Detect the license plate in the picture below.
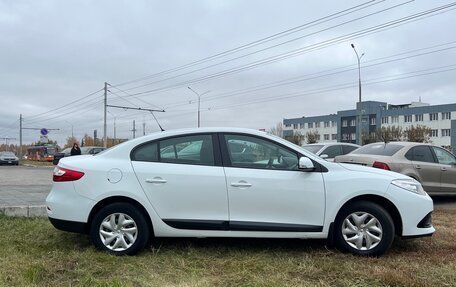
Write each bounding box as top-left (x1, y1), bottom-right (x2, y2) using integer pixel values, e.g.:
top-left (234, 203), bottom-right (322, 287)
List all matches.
top-left (8, 161), bottom-right (11, 164)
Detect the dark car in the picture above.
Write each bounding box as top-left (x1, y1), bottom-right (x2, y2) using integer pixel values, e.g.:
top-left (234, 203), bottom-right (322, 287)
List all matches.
top-left (0, 151), bottom-right (19, 165)
top-left (53, 146), bottom-right (106, 165)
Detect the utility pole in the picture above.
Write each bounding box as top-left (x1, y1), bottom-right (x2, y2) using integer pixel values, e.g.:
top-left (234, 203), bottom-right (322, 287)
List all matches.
top-left (132, 120), bottom-right (136, 139)
top-left (103, 82), bottom-right (108, 148)
top-left (351, 43), bottom-right (365, 145)
top-left (113, 117), bottom-right (116, 143)
top-left (142, 122), bottom-right (146, 136)
top-left (188, 86), bottom-right (210, 128)
top-left (19, 114), bottom-right (22, 158)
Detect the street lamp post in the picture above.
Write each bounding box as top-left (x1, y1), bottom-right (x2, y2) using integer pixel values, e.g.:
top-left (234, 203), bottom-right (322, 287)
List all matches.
top-left (187, 86), bottom-right (210, 128)
top-left (351, 43), bottom-right (365, 145)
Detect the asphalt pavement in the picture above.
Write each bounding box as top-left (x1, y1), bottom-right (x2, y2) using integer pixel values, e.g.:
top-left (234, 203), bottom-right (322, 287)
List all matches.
top-left (0, 165), bottom-right (53, 216)
top-left (0, 165), bottom-right (455, 217)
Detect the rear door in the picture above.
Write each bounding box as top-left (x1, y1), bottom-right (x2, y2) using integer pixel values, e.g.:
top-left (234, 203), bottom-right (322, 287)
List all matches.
top-left (131, 133), bottom-right (229, 229)
top-left (404, 145), bottom-right (441, 193)
top-left (431, 147), bottom-right (456, 194)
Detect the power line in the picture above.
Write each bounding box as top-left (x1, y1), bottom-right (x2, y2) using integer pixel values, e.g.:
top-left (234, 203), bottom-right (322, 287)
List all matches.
top-left (117, 3), bottom-right (456, 99)
top-left (160, 42), bottom-right (456, 109)
top-left (25, 87), bottom-right (104, 121)
top-left (112, 0), bottom-right (383, 88)
top-left (119, 1), bottom-right (413, 93)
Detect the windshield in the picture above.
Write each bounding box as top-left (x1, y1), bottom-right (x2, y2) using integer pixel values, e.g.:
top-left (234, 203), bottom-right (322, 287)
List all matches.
top-left (302, 145), bottom-right (324, 154)
top-left (0, 152), bottom-right (15, 156)
top-left (351, 143), bottom-right (404, 156)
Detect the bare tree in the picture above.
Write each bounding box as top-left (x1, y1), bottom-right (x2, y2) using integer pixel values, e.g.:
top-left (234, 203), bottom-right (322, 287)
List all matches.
top-left (305, 130), bottom-right (320, 144)
top-left (404, 125), bottom-right (432, 143)
top-left (269, 122), bottom-right (284, 138)
top-left (285, 131), bottom-right (304, 145)
top-left (375, 126), bottom-right (403, 143)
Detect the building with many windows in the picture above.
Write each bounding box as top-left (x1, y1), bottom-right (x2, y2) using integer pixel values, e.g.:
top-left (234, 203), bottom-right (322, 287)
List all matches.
top-left (283, 101), bottom-right (456, 151)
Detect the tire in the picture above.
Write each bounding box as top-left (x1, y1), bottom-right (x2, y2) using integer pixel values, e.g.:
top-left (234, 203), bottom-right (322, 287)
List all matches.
top-left (90, 202), bottom-right (150, 255)
top-left (334, 201), bottom-right (394, 256)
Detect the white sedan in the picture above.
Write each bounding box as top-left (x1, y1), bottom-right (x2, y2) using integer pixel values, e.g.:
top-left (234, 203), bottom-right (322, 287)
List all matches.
top-left (46, 128), bottom-right (434, 256)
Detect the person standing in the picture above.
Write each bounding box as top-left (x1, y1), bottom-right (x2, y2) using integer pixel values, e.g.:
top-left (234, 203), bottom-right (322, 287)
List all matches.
top-left (70, 143), bottom-right (81, 156)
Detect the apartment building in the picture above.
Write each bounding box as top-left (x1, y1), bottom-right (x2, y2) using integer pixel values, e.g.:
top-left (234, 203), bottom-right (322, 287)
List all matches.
top-left (283, 101), bottom-right (456, 150)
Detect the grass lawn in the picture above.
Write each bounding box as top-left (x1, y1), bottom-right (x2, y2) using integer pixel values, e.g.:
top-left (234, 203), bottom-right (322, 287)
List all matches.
top-left (0, 209), bottom-right (455, 287)
top-left (20, 160), bottom-right (54, 167)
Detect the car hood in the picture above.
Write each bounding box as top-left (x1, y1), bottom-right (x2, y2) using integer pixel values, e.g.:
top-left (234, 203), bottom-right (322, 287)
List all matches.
top-left (337, 162), bottom-right (410, 180)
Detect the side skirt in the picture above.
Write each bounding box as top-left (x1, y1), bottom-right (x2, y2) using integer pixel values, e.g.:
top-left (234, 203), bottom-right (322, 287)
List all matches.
top-left (163, 219), bottom-right (323, 232)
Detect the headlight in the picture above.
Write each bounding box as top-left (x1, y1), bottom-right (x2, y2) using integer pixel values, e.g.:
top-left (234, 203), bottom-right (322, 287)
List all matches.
top-left (391, 179), bottom-right (426, 195)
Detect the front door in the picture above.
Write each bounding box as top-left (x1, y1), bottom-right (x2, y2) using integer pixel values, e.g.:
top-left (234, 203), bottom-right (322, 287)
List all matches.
top-left (221, 133), bottom-right (325, 232)
top-left (131, 134), bottom-right (229, 228)
top-left (432, 147), bottom-right (456, 194)
top-left (407, 145), bottom-right (441, 193)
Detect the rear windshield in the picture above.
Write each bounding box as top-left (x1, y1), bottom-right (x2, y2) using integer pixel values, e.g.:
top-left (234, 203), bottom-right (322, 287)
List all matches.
top-left (302, 145), bottom-right (324, 154)
top-left (351, 143), bottom-right (404, 156)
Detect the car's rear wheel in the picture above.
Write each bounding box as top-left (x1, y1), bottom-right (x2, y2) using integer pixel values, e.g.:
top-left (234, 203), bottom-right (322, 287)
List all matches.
top-left (334, 201), bottom-right (394, 256)
top-left (90, 202), bottom-right (150, 255)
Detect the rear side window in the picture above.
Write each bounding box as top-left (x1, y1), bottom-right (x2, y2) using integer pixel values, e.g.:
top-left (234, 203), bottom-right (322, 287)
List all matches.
top-left (321, 145), bottom-right (342, 158)
top-left (132, 142), bottom-right (158, 162)
top-left (302, 145), bottom-right (324, 154)
top-left (404, 146), bottom-right (436, 163)
top-left (351, 143), bottom-right (404, 156)
top-left (342, 145), bottom-right (359, 154)
top-left (132, 134), bottom-right (214, 165)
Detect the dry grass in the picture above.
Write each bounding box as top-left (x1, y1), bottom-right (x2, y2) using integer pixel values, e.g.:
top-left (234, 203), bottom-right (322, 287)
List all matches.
top-left (0, 209), bottom-right (455, 287)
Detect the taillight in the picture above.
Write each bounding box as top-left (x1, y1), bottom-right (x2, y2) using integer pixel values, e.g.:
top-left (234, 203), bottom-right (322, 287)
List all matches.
top-left (372, 161), bottom-right (390, 170)
top-left (53, 166), bottom-right (85, 182)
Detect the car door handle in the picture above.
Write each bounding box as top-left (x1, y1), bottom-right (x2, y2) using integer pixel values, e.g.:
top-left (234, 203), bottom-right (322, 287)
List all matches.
top-left (441, 167), bottom-right (447, 172)
top-left (415, 165), bottom-right (421, 169)
top-left (145, 178), bottom-right (167, 184)
top-left (231, 181), bottom-right (252, 188)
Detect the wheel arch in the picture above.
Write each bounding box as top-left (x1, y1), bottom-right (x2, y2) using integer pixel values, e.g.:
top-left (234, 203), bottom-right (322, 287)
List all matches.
top-left (334, 194), bottom-right (403, 237)
top-left (87, 196), bottom-right (154, 236)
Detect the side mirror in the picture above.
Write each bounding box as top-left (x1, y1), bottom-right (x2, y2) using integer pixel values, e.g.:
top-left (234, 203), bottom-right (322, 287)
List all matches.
top-left (320, 154), bottom-right (329, 159)
top-left (299, 157), bottom-right (315, 171)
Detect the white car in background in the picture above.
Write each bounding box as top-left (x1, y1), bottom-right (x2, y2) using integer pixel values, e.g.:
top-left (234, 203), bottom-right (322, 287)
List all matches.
top-left (302, 143), bottom-right (360, 161)
top-left (46, 128), bottom-right (434, 256)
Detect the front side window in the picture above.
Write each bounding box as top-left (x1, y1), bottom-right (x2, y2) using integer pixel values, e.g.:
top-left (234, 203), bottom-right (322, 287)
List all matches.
top-left (432, 147), bottom-right (456, 165)
top-left (224, 134), bottom-right (298, 170)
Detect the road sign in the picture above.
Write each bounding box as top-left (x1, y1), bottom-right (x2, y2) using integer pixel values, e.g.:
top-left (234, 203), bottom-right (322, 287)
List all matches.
top-left (40, 128), bottom-right (49, 136)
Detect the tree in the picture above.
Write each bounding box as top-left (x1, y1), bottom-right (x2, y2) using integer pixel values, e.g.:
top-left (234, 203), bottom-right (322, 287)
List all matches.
top-left (81, 134), bottom-right (95, 146)
top-left (64, 136), bottom-right (79, 149)
top-left (305, 130), bottom-right (320, 144)
top-left (285, 131), bottom-right (304, 145)
top-left (403, 125), bottom-right (432, 143)
top-left (269, 122), bottom-right (284, 138)
top-left (375, 126), bottom-right (403, 143)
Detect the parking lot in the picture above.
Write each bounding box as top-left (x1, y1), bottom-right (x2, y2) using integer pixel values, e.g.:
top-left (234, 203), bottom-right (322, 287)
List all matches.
top-left (0, 165), bottom-right (455, 210)
top-left (0, 165), bottom-right (52, 207)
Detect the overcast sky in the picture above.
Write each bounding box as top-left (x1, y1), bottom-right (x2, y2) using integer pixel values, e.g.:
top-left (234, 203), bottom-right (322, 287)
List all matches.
top-left (1, 0), bottom-right (456, 145)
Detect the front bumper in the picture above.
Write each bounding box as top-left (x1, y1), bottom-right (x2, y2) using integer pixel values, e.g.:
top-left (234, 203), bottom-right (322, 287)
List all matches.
top-left (0, 159), bottom-right (19, 165)
top-left (386, 184), bottom-right (435, 237)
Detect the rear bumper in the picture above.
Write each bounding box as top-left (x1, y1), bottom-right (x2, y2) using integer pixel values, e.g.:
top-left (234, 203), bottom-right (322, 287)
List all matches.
top-left (48, 217), bottom-right (88, 234)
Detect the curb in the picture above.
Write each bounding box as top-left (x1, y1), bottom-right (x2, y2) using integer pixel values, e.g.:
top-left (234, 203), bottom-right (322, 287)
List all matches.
top-left (0, 205), bottom-right (47, 217)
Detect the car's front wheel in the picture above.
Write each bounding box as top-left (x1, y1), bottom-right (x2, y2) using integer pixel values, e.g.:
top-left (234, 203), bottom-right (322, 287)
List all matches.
top-left (90, 202), bottom-right (150, 255)
top-left (334, 201), bottom-right (394, 256)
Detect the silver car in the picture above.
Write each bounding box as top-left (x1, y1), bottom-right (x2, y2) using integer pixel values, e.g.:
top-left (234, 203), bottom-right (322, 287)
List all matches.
top-left (335, 142), bottom-right (456, 195)
top-left (302, 143), bottom-right (360, 161)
